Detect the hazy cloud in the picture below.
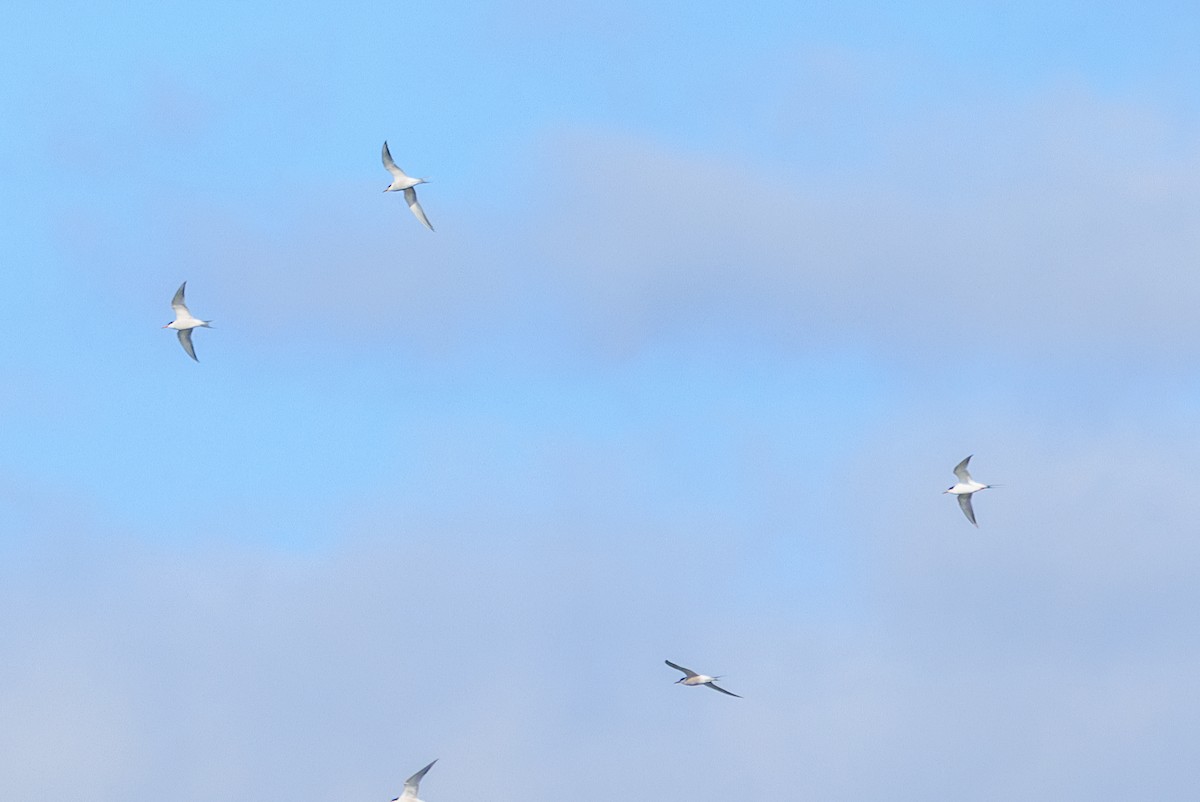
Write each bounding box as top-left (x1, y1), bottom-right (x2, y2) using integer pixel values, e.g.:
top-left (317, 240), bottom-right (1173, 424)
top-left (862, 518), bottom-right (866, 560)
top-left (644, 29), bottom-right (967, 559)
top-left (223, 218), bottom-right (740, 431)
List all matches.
top-left (2, 396), bottom-right (1198, 799)
top-left (95, 83), bottom-right (1200, 370)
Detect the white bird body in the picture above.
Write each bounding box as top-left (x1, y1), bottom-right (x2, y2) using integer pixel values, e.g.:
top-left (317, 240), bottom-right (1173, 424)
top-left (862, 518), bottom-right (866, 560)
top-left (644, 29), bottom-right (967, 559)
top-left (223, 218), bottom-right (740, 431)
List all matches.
top-left (391, 759), bottom-right (437, 802)
top-left (665, 660), bottom-right (742, 698)
top-left (382, 141), bottom-right (434, 231)
top-left (945, 478), bottom-right (987, 496)
top-left (680, 673), bottom-right (718, 686)
top-left (163, 282), bottom-right (211, 361)
top-left (944, 455), bottom-right (993, 526)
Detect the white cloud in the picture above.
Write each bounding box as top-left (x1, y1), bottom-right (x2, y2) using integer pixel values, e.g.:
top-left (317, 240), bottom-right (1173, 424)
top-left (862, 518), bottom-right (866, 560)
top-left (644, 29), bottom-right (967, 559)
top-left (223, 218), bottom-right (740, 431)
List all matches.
top-left (3, 399), bottom-right (1199, 800)
top-left (103, 83), bottom-right (1200, 370)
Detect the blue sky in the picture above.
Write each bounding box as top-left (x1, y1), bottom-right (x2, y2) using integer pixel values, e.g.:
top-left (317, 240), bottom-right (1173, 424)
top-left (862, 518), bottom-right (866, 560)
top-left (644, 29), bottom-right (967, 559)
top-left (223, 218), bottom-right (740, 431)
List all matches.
top-left (3, 1), bottom-right (1200, 799)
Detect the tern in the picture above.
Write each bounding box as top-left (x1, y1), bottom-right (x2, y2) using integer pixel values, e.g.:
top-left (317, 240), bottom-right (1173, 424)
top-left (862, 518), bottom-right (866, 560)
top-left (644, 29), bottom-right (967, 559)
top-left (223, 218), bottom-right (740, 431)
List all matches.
top-left (944, 455), bottom-right (994, 526)
top-left (382, 141), bottom-right (434, 231)
top-left (665, 660), bottom-right (742, 698)
top-left (391, 759), bottom-right (437, 802)
top-left (162, 281), bottom-right (211, 362)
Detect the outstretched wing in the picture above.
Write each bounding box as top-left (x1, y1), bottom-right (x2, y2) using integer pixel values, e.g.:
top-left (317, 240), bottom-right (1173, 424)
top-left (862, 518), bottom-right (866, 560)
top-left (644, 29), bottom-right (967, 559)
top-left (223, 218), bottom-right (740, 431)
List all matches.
top-left (952, 455), bottom-right (973, 483)
top-left (401, 759), bottom-right (437, 798)
top-left (665, 660), bottom-right (698, 678)
top-left (706, 682), bottom-right (742, 698)
top-left (171, 282), bottom-right (189, 315)
top-left (957, 493), bottom-right (977, 526)
top-left (381, 141), bottom-right (407, 179)
top-left (177, 329), bottom-right (198, 362)
top-left (404, 187), bottom-right (435, 231)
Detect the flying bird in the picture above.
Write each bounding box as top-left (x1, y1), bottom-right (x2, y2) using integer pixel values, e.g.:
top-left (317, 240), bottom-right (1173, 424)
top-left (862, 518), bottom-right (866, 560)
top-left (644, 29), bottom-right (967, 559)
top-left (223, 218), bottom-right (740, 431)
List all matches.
top-left (162, 282), bottom-right (212, 361)
top-left (391, 759), bottom-right (438, 802)
top-left (944, 455), bottom-right (994, 526)
top-left (382, 141), bottom-right (434, 231)
top-left (665, 660), bottom-right (742, 698)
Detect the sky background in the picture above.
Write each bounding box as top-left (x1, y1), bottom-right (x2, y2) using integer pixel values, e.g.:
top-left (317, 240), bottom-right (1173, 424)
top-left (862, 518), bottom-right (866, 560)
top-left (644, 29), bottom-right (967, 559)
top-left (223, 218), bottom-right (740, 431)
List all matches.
top-left (2, 1), bottom-right (1200, 799)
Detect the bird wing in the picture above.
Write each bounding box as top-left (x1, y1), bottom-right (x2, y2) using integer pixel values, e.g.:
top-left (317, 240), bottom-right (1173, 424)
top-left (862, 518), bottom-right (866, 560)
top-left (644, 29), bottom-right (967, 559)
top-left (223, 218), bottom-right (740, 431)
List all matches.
top-left (402, 759), bottom-right (437, 797)
top-left (381, 141), bottom-right (407, 179)
top-left (171, 282), bottom-right (190, 316)
top-left (706, 682), bottom-right (743, 698)
top-left (177, 328), bottom-right (198, 362)
top-left (953, 455), bottom-right (973, 483)
top-left (665, 660), bottom-right (698, 678)
top-left (404, 186), bottom-right (434, 231)
top-left (957, 493), bottom-right (977, 526)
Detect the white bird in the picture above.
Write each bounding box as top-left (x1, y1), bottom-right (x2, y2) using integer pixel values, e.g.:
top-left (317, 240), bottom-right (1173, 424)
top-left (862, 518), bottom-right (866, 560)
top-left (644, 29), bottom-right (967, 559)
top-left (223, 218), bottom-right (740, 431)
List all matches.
top-left (391, 759), bottom-right (437, 802)
top-left (665, 660), bottom-right (742, 698)
top-left (944, 455), bottom-right (994, 526)
top-left (382, 141), bottom-right (434, 231)
top-left (162, 281), bottom-right (211, 362)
